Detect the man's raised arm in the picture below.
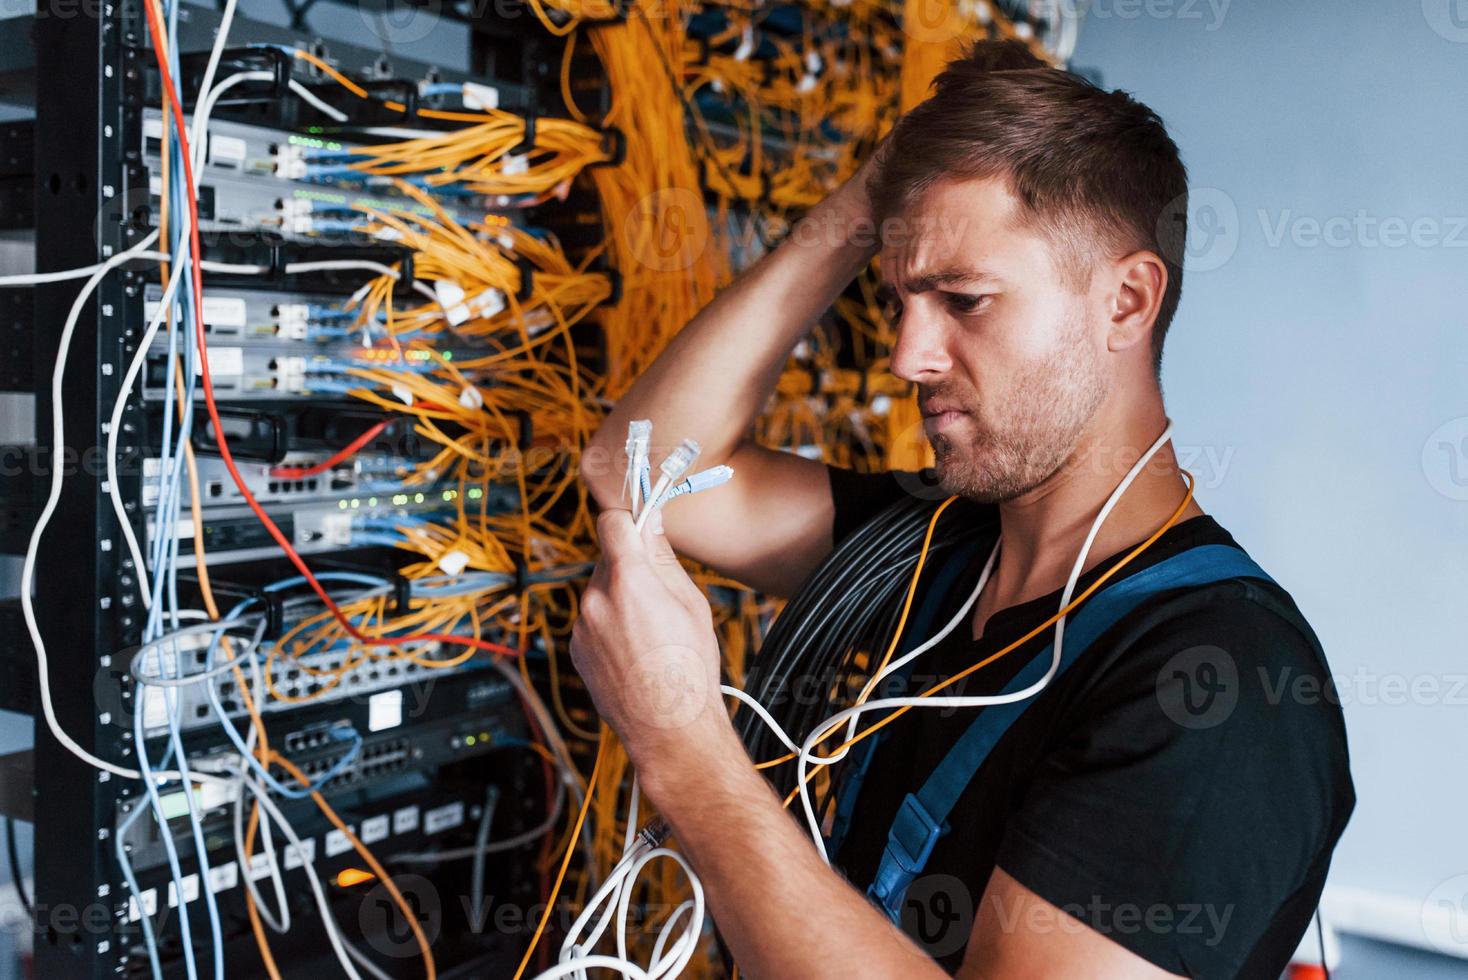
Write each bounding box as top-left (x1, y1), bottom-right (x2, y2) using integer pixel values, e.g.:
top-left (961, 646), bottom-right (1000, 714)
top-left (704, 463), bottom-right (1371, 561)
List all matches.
top-left (580, 172), bottom-right (881, 596)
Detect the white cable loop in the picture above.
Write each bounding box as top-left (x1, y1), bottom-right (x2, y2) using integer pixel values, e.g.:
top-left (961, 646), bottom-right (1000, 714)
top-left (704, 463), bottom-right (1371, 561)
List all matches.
top-left (792, 423), bottom-right (1178, 860)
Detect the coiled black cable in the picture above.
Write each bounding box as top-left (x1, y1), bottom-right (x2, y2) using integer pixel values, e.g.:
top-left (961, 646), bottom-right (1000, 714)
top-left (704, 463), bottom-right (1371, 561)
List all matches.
top-left (735, 491), bottom-right (993, 807)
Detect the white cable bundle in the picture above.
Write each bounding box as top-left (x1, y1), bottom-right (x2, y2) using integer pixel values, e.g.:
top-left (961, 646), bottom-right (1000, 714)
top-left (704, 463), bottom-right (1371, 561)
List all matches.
top-left (623, 420), bottom-right (733, 532)
top-left (539, 422), bottom-right (740, 979)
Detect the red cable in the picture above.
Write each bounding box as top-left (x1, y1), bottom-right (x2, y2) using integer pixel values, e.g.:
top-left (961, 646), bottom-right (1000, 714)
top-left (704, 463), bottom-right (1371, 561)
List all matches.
top-left (270, 419), bottom-right (391, 479)
top-left (140, 10), bottom-right (519, 660)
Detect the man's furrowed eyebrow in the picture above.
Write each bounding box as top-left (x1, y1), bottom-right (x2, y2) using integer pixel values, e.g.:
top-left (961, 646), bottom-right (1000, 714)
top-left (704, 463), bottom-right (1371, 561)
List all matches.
top-left (906, 268), bottom-right (1002, 292)
top-left (879, 268), bottom-right (1003, 294)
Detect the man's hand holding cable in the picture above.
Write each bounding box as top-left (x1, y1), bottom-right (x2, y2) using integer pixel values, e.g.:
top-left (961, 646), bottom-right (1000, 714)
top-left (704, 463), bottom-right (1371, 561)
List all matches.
top-left (570, 509), bottom-right (734, 788)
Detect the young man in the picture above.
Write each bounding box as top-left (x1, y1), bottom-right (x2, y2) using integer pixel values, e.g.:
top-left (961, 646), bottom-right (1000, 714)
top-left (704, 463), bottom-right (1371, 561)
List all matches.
top-left (571, 41), bottom-right (1354, 978)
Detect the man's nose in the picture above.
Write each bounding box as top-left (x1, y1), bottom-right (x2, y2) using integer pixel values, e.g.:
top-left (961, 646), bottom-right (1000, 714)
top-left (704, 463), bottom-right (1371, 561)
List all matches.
top-left (889, 307), bottom-right (952, 384)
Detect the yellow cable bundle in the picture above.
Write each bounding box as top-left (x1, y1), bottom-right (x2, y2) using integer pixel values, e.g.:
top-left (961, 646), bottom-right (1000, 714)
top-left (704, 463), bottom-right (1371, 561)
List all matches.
top-left (570, 3), bottom-right (725, 397)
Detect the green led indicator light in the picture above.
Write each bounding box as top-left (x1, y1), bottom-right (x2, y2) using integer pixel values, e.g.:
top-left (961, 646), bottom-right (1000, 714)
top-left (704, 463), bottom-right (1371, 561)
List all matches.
top-left (338, 499), bottom-right (348, 509)
top-left (464, 735), bottom-right (476, 747)
top-left (414, 493), bottom-right (425, 504)
top-left (350, 498), bottom-right (360, 508)
top-left (441, 490), bottom-right (453, 501)
top-left (287, 134), bottom-right (344, 152)
top-left (393, 493), bottom-right (408, 506)
top-left (292, 188), bottom-right (349, 205)
top-left (467, 488), bottom-right (483, 500)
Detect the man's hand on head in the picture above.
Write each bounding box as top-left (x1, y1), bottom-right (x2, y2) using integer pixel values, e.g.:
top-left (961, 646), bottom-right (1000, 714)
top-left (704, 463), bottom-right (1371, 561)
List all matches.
top-left (570, 509), bottom-right (732, 794)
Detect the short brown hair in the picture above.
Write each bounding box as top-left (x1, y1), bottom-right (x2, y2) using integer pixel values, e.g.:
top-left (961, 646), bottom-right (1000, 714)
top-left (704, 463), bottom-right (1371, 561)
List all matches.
top-left (869, 40), bottom-right (1188, 373)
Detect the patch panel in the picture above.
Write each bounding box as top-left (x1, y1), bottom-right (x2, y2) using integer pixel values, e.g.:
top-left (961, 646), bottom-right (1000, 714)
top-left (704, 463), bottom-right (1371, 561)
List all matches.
top-left (122, 670), bottom-right (525, 876)
top-left (156, 643), bottom-right (485, 736)
top-left (145, 493), bottom-right (488, 567)
top-left (141, 282), bottom-right (362, 342)
top-left (138, 343), bottom-right (458, 401)
top-left (141, 452), bottom-right (514, 523)
top-left (141, 110), bottom-right (500, 240)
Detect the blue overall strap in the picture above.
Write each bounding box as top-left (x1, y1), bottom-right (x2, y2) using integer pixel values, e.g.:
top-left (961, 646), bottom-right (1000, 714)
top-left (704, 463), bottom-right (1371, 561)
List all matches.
top-left (826, 538), bottom-right (984, 857)
top-left (867, 544), bottom-right (1275, 922)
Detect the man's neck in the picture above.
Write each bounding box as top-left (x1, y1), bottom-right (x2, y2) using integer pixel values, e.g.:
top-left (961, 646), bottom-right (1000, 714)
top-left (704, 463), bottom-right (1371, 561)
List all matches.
top-left (973, 400), bottom-right (1205, 638)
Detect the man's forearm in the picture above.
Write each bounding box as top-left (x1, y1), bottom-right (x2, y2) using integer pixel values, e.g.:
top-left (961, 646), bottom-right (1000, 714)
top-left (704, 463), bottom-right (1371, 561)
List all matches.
top-left (639, 722), bottom-right (943, 980)
top-left (584, 183), bottom-right (879, 503)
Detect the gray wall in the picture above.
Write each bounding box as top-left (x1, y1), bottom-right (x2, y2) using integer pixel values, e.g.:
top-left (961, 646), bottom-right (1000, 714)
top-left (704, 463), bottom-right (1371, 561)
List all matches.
top-left (1072, 0), bottom-right (1468, 962)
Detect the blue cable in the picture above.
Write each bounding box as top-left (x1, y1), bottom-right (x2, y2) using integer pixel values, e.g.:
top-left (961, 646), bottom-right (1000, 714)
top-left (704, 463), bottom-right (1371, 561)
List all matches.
top-left (115, 800), bottom-right (164, 980)
top-left (131, 130), bottom-right (204, 980)
top-left (132, 670), bottom-right (198, 980)
top-left (197, 574), bottom-right (383, 797)
top-left (132, 77), bottom-right (223, 977)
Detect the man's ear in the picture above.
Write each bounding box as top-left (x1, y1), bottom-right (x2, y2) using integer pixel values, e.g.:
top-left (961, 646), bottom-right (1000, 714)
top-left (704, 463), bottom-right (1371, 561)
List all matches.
top-left (1106, 250), bottom-right (1167, 354)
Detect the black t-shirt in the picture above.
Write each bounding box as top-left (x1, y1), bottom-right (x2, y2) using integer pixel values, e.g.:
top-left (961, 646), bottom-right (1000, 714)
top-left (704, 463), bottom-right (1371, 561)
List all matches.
top-left (824, 466), bottom-right (1355, 979)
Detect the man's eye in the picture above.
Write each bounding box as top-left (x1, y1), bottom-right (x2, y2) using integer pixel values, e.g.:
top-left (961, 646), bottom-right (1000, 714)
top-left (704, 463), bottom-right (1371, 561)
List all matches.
top-left (945, 292), bottom-right (989, 315)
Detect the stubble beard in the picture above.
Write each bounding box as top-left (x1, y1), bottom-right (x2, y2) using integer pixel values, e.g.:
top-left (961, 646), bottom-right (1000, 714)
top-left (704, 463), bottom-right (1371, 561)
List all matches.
top-left (929, 317), bottom-right (1107, 505)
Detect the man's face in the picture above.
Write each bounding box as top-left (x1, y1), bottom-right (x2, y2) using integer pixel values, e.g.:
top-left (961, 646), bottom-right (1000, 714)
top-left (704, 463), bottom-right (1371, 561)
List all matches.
top-left (879, 176), bottom-right (1109, 504)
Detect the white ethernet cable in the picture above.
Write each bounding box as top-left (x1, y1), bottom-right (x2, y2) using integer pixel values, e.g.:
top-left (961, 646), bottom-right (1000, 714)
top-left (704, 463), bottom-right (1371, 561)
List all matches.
top-left (233, 704), bottom-right (292, 936)
top-left (238, 773), bottom-right (368, 980)
top-left (20, 228), bottom-right (169, 781)
top-left (287, 80), bottom-right (348, 121)
top-left (789, 423), bottom-right (1179, 860)
top-left (554, 834), bottom-right (705, 980)
top-left (534, 958), bottom-right (652, 980)
top-left (558, 786), bottom-right (643, 970)
top-left (552, 426), bottom-right (738, 980)
top-left (550, 425), bottom-right (739, 979)
top-left (0, 250), bottom-right (172, 286)
top-left (652, 465), bottom-right (733, 507)
top-left (624, 419), bottom-right (652, 514)
top-left (132, 641), bottom-right (203, 980)
top-left (107, 243), bottom-right (189, 606)
top-left (107, 57), bottom-right (271, 605)
top-left (622, 423), bottom-right (737, 530)
top-left (136, 44), bottom-right (253, 978)
top-left (641, 437), bottom-right (701, 525)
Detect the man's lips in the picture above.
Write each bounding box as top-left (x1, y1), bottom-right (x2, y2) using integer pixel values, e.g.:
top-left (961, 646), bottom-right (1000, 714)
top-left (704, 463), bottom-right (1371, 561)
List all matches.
top-left (921, 407), bottom-right (967, 433)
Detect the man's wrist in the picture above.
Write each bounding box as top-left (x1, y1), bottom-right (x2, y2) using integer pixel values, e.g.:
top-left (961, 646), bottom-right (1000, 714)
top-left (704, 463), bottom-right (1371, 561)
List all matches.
top-left (631, 709), bottom-right (752, 818)
top-left (803, 181), bottom-right (881, 257)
